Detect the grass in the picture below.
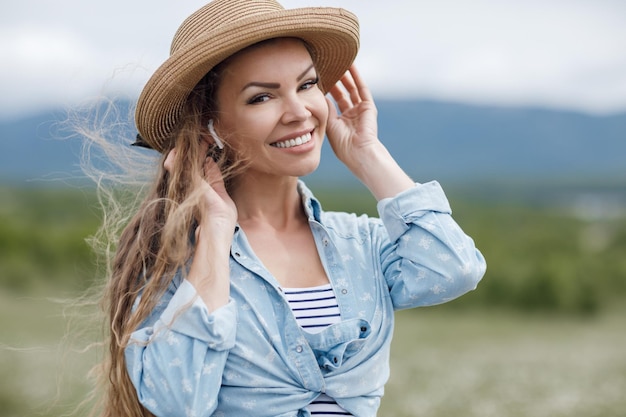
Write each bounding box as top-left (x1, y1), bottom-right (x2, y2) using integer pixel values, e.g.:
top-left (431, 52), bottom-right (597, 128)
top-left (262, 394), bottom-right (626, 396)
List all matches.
top-left (0, 290), bottom-right (100, 417)
top-left (381, 306), bottom-right (626, 417)
top-left (1, 185), bottom-right (625, 415)
top-left (1, 290), bottom-right (625, 417)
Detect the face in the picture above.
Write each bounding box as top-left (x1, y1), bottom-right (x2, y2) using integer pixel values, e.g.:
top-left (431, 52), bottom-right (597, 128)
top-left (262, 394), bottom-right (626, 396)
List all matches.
top-left (214, 38), bottom-right (328, 180)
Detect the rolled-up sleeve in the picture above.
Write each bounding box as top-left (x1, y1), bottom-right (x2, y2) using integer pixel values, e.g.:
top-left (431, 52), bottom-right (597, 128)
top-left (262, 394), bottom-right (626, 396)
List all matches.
top-left (125, 279), bottom-right (237, 416)
top-left (377, 181), bottom-right (486, 309)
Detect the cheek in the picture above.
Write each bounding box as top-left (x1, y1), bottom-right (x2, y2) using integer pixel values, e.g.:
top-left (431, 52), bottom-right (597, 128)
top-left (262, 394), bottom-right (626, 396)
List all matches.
top-left (312, 92), bottom-right (329, 129)
top-left (219, 112), bottom-right (273, 156)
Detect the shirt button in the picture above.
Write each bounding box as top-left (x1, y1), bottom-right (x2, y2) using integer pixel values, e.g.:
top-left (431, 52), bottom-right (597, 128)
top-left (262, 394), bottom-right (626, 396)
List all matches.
top-left (361, 326), bottom-right (368, 333)
top-left (341, 289), bottom-right (348, 295)
top-left (234, 252), bottom-right (241, 257)
top-left (322, 238), bottom-right (329, 246)
top-left (296, 345), bottom-right (303, 353)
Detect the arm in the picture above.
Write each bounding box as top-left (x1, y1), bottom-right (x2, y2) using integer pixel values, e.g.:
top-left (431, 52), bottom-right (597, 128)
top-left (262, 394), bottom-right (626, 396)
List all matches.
top-left (376, 181), bottom-right (486, 309)
top-left (125, 278), bottom-right (238, 416)
top-left (124, 148), bottom-right (240, 415)
top-left (326, 65), bottom-right (415, 201)
top-left (326, 66), bottom-right (485, 307)
top-left (164, 147), bottom-right (236, 311)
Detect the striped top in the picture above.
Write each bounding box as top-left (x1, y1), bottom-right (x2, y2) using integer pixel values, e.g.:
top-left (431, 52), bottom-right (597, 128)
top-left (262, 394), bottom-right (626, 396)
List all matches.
top-left (283, 284), bottom-right (352, 416)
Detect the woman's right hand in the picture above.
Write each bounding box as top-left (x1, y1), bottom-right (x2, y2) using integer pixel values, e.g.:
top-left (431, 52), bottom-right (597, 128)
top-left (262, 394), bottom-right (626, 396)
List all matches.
top-left (164, 147), bottom-right (236, 311)
top-left (164, 148), bottom-right (237, 241)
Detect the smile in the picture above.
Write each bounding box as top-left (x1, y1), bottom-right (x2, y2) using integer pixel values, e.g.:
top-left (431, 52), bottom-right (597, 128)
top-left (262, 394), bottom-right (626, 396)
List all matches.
top-left (271, 132), bottom-right (312, 149)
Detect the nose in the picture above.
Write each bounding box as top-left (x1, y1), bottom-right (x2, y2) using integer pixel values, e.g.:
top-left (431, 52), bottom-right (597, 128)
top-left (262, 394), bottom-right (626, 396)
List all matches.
top-left (281, 93), bottom-right (312, 124)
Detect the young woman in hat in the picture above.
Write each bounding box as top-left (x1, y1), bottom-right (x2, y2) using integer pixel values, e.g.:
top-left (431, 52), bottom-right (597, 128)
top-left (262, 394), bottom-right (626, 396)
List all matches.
top-left (94, 0), bottom-right (486, 416)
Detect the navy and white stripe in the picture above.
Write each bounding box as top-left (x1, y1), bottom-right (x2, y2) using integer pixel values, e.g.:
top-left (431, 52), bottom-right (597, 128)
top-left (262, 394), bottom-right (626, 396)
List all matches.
top-left (283, 284), bottom-right (341, 334)
top-left (283, 284), bottom-right (352, 416)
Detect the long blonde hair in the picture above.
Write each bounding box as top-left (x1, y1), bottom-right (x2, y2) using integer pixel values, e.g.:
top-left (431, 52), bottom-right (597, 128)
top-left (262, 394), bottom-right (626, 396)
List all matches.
top-left (82, 64), bottom-right (242, 416)
top-left (85, 38), bottom-right (312, 416)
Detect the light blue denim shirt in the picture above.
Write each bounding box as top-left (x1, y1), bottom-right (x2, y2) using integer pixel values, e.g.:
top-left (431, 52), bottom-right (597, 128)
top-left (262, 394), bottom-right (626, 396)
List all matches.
top-left (126, 181), bottom-right (486, 417)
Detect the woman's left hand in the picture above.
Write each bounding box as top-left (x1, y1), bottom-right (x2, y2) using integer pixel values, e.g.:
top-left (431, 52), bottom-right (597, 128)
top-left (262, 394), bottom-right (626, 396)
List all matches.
top-left (325, 65), bottom-right (380, 166)
top-left (326, 65), bottom-right (416, 200)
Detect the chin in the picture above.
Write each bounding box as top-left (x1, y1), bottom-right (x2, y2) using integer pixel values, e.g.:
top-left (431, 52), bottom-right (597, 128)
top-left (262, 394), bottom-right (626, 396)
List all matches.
top-left (296, 158), bottom-right (322, 177)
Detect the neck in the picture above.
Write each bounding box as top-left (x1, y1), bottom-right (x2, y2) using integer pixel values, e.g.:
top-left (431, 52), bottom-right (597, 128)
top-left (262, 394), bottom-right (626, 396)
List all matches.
top-left (230, 175), bottom-right (305, 230)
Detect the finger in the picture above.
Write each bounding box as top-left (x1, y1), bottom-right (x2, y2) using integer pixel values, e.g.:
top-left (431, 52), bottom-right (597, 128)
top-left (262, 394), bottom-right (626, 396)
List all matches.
top-left (348, 65), bottom-right (374, 102)
top-left (164, 148), bottom-right (177, 173)
top-left (329, 82), bottom-right (358, 116)
top-left (341, 69), bottom-right (362, 104)
top-left (199, 139), bottom-right (209, 156)
top-left (329, 83), bottom-right (351, 110)
top-left (203, 157), bottom-right (228, 196)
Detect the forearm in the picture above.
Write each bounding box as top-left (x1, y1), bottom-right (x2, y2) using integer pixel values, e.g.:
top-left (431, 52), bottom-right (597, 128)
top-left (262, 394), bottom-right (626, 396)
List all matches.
top-left (187, 225), bottom-right (231, 312)
top-left (377, 182), bottom-right (487, 309)
top-left (127, 332), bottom-right (229, 416)
top-left (344, 141), bottom-right (416, 201)
top-left (125, 280), bottom-right (237, 416)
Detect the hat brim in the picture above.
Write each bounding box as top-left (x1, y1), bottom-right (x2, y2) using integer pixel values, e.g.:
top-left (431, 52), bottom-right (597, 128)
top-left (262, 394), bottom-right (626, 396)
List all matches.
top-left (135, 7), bottom-right (359, 153)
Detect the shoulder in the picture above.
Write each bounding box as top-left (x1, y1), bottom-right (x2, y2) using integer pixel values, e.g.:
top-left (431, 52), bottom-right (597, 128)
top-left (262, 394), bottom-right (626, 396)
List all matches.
top-left (320, 209), bottom-right (384, 243)
top-left (298, 180), bottom-right (385, 242)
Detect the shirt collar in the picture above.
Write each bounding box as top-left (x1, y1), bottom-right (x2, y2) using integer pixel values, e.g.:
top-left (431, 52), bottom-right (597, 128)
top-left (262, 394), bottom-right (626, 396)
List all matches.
top-left (297, 180), bottom-right (323, 223)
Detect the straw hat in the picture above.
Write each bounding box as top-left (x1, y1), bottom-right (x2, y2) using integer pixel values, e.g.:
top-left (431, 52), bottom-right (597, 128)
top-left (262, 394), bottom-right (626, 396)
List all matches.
top-left (135, 0), bottom-right (360, 153)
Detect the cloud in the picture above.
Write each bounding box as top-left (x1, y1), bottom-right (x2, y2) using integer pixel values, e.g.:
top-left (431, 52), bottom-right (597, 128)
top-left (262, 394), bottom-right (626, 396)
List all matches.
top-left (0, 25), bottom-right (100, 114)
top-left (350, 0), bottom-right (626, 113)
top-left (1, 0), bottom-right (626, 118)
top-left (0, 1), bottom-right (200, 119)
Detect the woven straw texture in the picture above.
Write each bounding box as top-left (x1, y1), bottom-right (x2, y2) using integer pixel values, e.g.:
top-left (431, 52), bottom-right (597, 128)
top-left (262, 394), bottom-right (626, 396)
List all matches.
top-left (135, 0), bottom-right (359, 153)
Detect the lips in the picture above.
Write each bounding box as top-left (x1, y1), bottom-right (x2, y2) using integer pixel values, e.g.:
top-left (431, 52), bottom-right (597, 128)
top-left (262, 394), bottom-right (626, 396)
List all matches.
top-left (270, 132), bottom-right (312, 149)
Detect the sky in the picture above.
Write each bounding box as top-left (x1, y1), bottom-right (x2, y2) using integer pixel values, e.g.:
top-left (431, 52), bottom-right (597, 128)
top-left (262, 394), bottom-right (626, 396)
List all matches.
top-left (2, 0), bottom-right (626, 120)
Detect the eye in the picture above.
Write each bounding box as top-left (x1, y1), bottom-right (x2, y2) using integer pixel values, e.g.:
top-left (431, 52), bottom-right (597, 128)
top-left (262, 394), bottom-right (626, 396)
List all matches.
top-left (247, 93), bottom-right (271, 105)
top-left (299, 77), bottom-right (319, 91)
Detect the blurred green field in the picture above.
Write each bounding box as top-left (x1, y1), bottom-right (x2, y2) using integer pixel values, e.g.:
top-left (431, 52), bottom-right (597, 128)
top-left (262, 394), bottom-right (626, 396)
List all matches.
top-left (1, 292), bottom-right (624, 417)
top-left (1, 184), bottom-right (625, 416)
top-left (383, 306), bottom-right (626, 417)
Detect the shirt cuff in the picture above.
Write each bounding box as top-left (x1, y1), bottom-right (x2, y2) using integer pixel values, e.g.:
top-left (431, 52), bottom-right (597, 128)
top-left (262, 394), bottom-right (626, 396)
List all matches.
top-left (376, 181), bottom-right (452, 242)
top-left (156, 279), bottom-right (237, 351)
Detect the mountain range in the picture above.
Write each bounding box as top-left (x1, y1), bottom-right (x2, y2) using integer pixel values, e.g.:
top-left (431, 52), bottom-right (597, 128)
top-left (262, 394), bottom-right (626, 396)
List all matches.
top-left (1, 99), bottom-right (625, 189)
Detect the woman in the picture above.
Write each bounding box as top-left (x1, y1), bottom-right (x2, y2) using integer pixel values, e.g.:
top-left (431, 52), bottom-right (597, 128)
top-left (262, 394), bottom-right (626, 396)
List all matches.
top-left (97, 0), bottom-right (486, 416)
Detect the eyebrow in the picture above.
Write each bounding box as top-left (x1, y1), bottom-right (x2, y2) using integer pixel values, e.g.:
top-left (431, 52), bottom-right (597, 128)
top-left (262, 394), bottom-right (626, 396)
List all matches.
top-left (241, 64), bottom-right (316, 92)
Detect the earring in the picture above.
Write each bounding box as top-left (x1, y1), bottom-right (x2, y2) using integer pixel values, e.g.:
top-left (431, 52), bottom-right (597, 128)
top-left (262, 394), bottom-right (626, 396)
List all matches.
top-left (207, 119), bottom-right (225, 150)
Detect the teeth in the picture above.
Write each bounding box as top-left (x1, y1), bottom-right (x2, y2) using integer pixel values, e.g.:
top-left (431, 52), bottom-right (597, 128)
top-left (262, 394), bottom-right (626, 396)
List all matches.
top-left (272, 133), bottom-right (312, 149)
